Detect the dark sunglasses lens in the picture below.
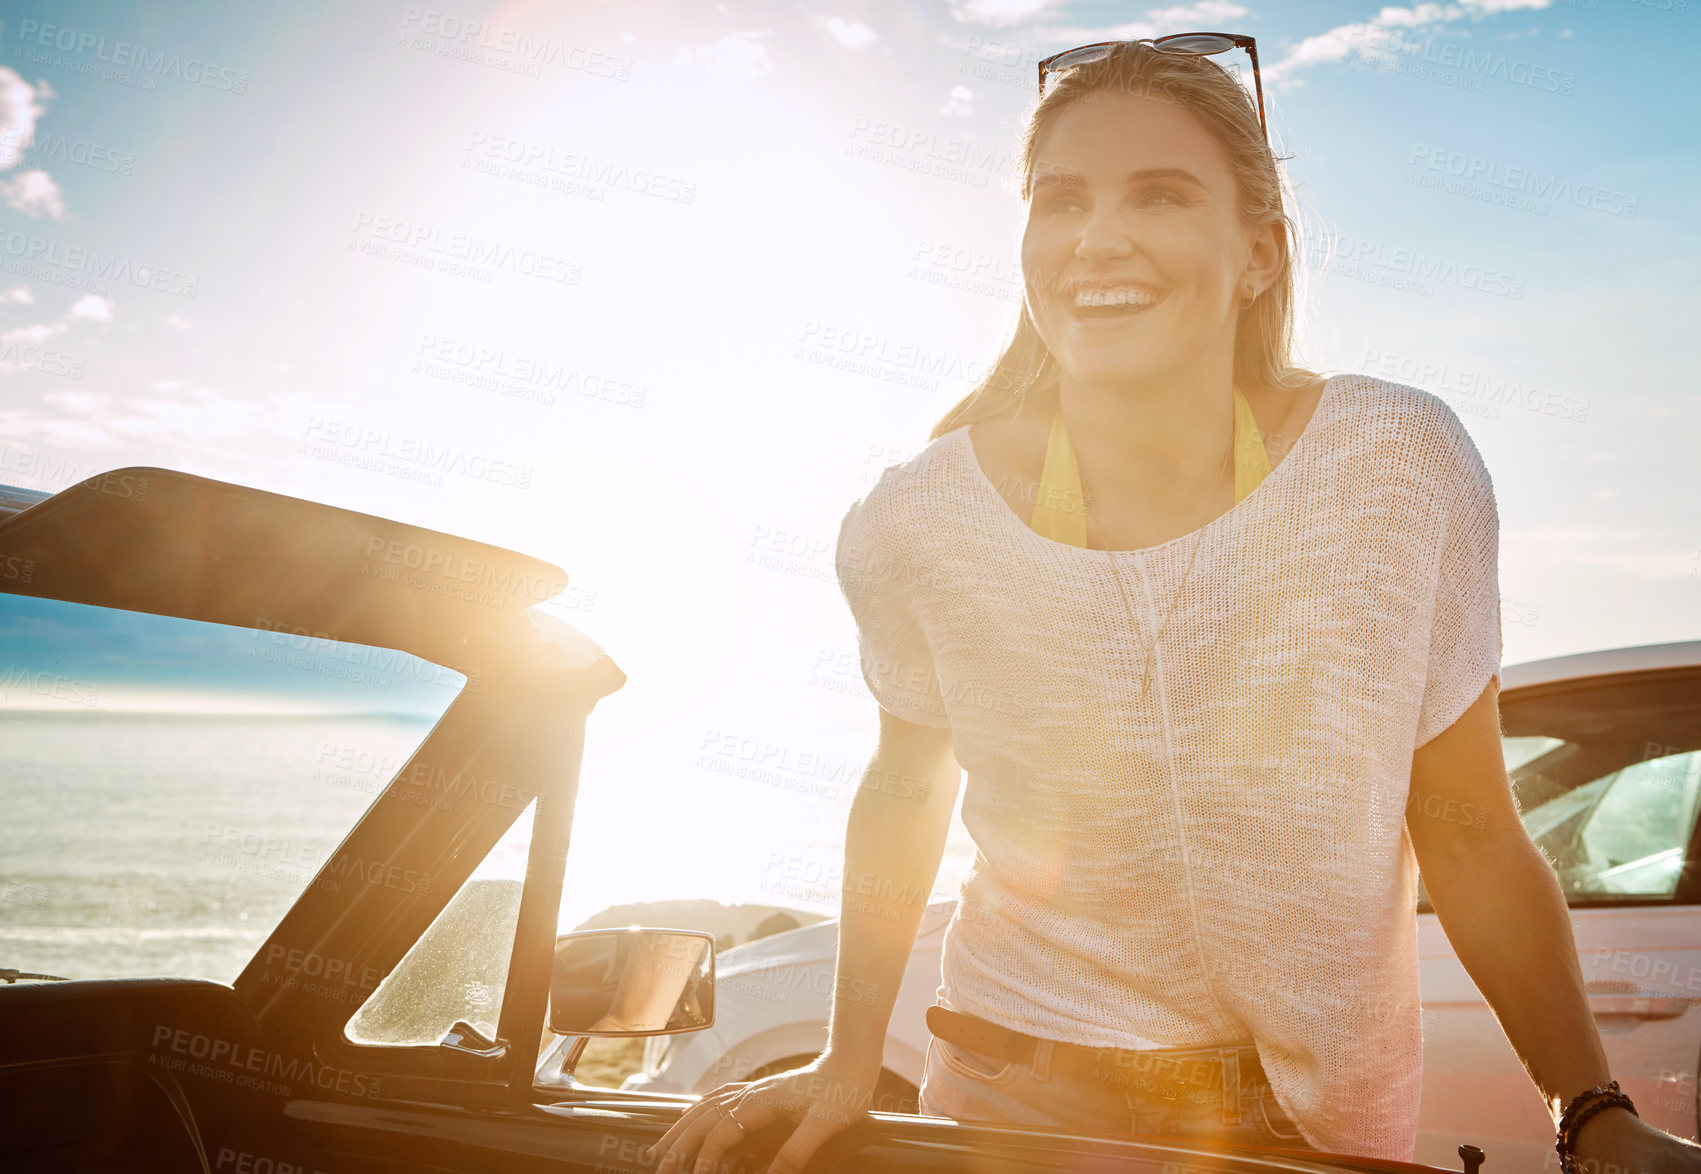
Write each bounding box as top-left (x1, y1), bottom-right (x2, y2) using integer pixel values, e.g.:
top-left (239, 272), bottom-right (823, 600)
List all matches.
top-left (1154, 34), bottom-right (1237, 55)
top-left (1047, 44), bottom-right (1115, 74)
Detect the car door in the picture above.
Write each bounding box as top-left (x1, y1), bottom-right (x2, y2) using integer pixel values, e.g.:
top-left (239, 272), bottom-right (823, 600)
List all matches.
top-left (1414, 668), bottom-right (1701, 1170)
top-left (0, 467), bottom-right (623, 1173)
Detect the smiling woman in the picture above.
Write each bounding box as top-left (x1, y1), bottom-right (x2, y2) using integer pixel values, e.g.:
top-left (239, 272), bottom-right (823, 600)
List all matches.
top-left (939, 38), bottom-right (1322, 556)
top-left (641, 33), bottom-right (1701, 1174)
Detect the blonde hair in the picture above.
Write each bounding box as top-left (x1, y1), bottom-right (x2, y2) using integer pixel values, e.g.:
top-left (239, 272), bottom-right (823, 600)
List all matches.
top-left (930, 41), bottom-right (1323, 442)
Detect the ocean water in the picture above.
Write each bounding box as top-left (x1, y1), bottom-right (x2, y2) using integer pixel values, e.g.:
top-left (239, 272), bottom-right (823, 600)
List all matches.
top-left (0, 712), bottom-right (437, 983)
top-left (0, 704), bottom-right (983, 989)
top-left (0, 594), bottom-right (985, 989)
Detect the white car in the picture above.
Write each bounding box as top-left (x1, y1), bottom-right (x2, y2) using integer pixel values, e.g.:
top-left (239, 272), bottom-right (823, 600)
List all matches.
top-left (622, 639), bottom-right (1701, 1169)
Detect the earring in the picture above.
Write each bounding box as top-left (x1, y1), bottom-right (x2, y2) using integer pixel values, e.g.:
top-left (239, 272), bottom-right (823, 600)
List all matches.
top-left (1238, 286), bottom-right (1258, 310)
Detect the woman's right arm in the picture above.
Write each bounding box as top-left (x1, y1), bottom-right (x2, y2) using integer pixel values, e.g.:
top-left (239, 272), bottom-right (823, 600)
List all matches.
top-left (646, 707), bottom-right (961, 1174)
top-left (824, 706), bottom-right (962, 1079)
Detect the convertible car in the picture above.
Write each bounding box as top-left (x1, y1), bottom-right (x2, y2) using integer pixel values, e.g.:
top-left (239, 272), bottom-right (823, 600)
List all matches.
top-left (0, 467), bottom-right (1494, 1173)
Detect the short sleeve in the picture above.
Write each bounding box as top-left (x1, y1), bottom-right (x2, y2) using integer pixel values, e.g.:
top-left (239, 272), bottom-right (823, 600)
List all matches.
top-left (834, 489), bottom-right (952, 728)
top-left (1414, 419), bottom-right (1503, 748)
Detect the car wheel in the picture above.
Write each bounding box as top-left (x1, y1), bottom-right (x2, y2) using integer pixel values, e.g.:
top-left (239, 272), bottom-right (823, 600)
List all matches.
top-left (743, 1055), bottom-right (919, 1115)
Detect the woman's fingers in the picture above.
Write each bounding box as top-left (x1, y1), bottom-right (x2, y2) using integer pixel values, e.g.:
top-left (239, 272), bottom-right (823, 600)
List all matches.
top-left (651, 1108), bottom-right (720, 1174)
top-left (642, 1104), bottom-right (696, 1163)
top-left (643, 1065), bottom-right (874, 1174)
top-left (646, 1083), bottom-right (740, 1153)
top-left (691, 1098), bottom-right (775, 1174)
top-left (645, 1089), bottom-right (741, 1173)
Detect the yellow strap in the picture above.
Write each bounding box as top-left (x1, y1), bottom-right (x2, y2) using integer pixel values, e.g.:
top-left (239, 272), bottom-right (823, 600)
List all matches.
top-left (1031, 404), bottom-right (1089, 547)
top-left (1232, 383), bottom-right (1273, 505)
top-left (1030, 387), bottom-right (1272, 548)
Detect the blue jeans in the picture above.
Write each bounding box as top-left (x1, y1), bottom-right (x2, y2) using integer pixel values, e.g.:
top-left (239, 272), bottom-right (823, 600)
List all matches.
top-left (918, 1034), bottom-right (1314, 1151)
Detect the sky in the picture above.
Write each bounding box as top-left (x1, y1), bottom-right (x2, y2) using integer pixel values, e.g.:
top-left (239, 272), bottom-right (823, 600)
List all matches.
top-left (0, 0), bottom-right (1696, 927)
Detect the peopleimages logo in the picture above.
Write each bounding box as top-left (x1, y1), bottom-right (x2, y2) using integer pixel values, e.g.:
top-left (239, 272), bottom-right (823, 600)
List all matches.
top-left (14, 20), bottom-right (250, 93)
top-left (364, 536), bottom-right (565, 604)
top-left (302, 418), bottom-right (534, 488)
top-left (1310, 231), bottom-right (1526, 300)
top-left (351, 213), bottom-right (579, 284)
top-left (249, 617), bottom-right (470, 691)
top-left (149, 1024), bottom-right (381, 1100)
top-left (0, 338), bottom-right (87, 379)
top-left (0, 452), bottom-right (150, 502)
top-left (1408, 145), bottom-right (1639, 218)
top-left (463, 132), bottom-right (694, 203)
top-left (399, 7), bottom-right (633, 79)
top-left (0, 666), bottom-right (100, 707)
top-left (0, 127), bottom-right (138, 176)
top-left (0, 230), bottom-right (199, 298)
top-left (1349, 28), bottom-right (1575, 96)
top-left (412, 334), bottom-right (648, 409)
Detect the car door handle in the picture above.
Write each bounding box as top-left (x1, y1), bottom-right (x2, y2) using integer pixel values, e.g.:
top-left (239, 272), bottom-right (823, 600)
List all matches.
top-left (1586, 981), bottom-right (1690, 1021)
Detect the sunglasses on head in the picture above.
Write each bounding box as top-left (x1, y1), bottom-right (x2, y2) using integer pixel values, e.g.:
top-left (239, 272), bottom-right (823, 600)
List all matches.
top-left (1037, 33), bottom-right (1267, 142)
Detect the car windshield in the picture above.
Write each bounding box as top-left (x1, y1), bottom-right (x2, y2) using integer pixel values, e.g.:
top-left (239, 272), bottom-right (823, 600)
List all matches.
top-left (1501, 674), bottom-right (1701, 901)
top-left (0, 594), bottom-right (465, 983)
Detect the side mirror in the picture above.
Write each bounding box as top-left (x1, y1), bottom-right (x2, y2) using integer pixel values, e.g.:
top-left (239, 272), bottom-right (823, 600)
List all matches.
top-left (549, 928), bottom-right (716, 1037)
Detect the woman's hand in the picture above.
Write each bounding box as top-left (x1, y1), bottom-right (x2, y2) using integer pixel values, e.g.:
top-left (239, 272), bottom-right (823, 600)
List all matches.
top-left (1569, 1106), bottom-right (1701, 1173)
top-left (643, 1051), bottom-right (881, 1174)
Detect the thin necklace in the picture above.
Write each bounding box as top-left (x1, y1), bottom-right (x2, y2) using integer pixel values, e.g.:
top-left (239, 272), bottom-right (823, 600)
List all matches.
top-left (1075, 420), bottom-right (1235, 710)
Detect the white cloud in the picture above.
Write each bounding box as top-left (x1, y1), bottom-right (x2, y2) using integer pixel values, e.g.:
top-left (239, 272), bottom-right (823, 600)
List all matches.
top-left (948, 0), bottom-right (1071, 27)
top-left (1026, 5), bottom-right (1250, 49)
top-left (0, 293), bottom-right (113, 375)
top-left (1264, 21), bottom-right (1379, 79)
top-left (0, 294), bottom-right (115, 348)
top-left (67, 294), bottom-right (114, 323)
top-left (0, 69), bottom-right (66, 220)
top-left (0, 67), bottom-right (49, 170)
top-left (1266, 0), bottom-right (1554, 89)
top-left (821, 16), bottom-right (879, 50)
top-left (1030, 19), bottom-right (1160, 43)
top-left (0, 406), bottom-right (124, 450)
top-left (0, 168), bottom-right (65, 219)
top-left (164, 314), bottom-right (193, 331)
top-left (0, 321), bottom-right (64, 346)
top-left (0, 285), bottom-right (34, 305)
top-left (672, 30), bottom-right (774, 82)
top-left (0, 386), bottom-right (286, 459)
top-left (941, 85), bottom-right (976, 116)
top-left (1145, 1), bottom-right (1252, 25)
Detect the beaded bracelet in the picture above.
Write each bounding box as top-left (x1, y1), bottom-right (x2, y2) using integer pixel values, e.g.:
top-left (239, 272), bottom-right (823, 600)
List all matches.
top-left (1555, 1084), bottom-right (1638, 1174)
top-left (1557, 1080), bottom-right (1621, 1142)
top-left (1559, 1080), bottom-right (1620, 1127)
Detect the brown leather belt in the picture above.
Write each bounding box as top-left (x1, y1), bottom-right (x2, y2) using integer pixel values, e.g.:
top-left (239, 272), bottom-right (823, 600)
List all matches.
top-left (925, 1005), bottom-right (1262, 1101)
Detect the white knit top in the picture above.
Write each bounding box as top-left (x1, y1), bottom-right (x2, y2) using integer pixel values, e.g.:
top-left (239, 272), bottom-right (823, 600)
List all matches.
top-left (833, 373), bottom-right (1503, 1160)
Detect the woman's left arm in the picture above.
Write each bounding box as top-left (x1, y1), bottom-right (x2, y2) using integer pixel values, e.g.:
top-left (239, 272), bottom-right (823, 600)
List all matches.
top-left (1407, 676), bottom-right (1701, 1172)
